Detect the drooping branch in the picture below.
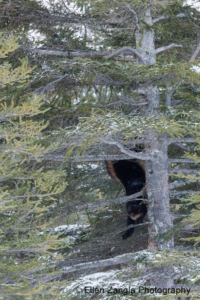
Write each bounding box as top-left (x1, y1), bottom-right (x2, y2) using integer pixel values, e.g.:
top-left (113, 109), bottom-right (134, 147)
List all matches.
top-left (101, 139), bottom-right (148, 159)
top-left (155, 43), bottom-right (183, 54)
top-left (152, 13), bottom-right (187, 24)
top-left (105, 46), bottom-right (146, 65)
top-left (190, 42), bottom-right (200, 62)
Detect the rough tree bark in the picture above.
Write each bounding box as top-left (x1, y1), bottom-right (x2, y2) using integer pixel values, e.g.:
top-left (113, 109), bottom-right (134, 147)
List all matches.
top-left (135, 9), bottom-right (174, 250)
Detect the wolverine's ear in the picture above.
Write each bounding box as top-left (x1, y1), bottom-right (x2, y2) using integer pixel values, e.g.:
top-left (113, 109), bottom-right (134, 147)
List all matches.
top-left (105, 161), bottom-right (120, 182)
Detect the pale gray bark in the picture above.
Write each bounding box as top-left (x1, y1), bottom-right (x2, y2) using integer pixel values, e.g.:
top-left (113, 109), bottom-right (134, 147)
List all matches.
top-left (135, 9), bottom-right (174, 250)
top-left (190, 42), bottom-right (200, 61)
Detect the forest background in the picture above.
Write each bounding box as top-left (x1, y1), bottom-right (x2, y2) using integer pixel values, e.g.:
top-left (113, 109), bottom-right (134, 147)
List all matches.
top-left (1, 0), bottom-right (200, 299)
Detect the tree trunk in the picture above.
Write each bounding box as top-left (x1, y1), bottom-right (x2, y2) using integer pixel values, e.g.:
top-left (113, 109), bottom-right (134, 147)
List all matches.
top-left (135, 8), bottom-right (174, 249)
top-left (144, 131), bottom-right (174, 249)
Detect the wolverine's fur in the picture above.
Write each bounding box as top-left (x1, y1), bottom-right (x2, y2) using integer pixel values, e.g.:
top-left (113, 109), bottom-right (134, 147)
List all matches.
top-left (105, 159), bottom-right (146, 239)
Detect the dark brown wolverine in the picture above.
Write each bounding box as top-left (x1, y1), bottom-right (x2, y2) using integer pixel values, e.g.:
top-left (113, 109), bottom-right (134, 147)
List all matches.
top-left (106, 160), bottom-right (146, 239)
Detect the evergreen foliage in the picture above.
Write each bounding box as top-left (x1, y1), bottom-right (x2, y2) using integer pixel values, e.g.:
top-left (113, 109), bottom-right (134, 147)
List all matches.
top-left (0, 33), bottom-right (70, 298)
top-left (1, 0), bottom-right (200, 298)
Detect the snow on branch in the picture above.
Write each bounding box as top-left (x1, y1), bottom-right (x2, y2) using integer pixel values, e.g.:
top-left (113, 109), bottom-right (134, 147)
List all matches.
top-left (155, 43), bottom-right (183, 54)
top-left (190, 42), bottom-right (200, 62)
top-left (60, 253), bottom-right (135, 273)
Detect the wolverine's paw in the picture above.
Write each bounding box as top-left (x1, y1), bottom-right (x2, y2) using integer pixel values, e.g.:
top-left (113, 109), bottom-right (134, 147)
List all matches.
top-left (122, 232), bottom-right (130, 240)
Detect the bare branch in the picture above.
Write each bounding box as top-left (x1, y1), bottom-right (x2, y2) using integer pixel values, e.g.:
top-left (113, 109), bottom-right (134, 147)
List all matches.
top-left (105, 47), bottom-right (146, 65)
top-left (77, 191), bottom-right (148, 211)
top-left (101, 139), bottom-right (148, 159)
top-left (169, 180), bottom-right (197, 190)
top-left (60, 253), bottom-right (136, 273)
top-left (152, 13), bottom-right (186, 24)
top-left (170, 169), bottom-right (200, 175)
top-left (169, 158), bottom-right (196, 163)
top-left (155, 43), bottom-right (183, 54)
top-left (190, 42), bottom-right (200, 62)
top-left (170, 190), bottom-right (198, 196)
top-left (43, 153), bottom-right (152, 162)
top-left (22, 47), bottom-right (145, 63)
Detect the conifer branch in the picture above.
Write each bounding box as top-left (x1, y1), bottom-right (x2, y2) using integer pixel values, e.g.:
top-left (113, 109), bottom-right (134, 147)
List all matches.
top-left (34, 74), bottom-right (69, 95)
